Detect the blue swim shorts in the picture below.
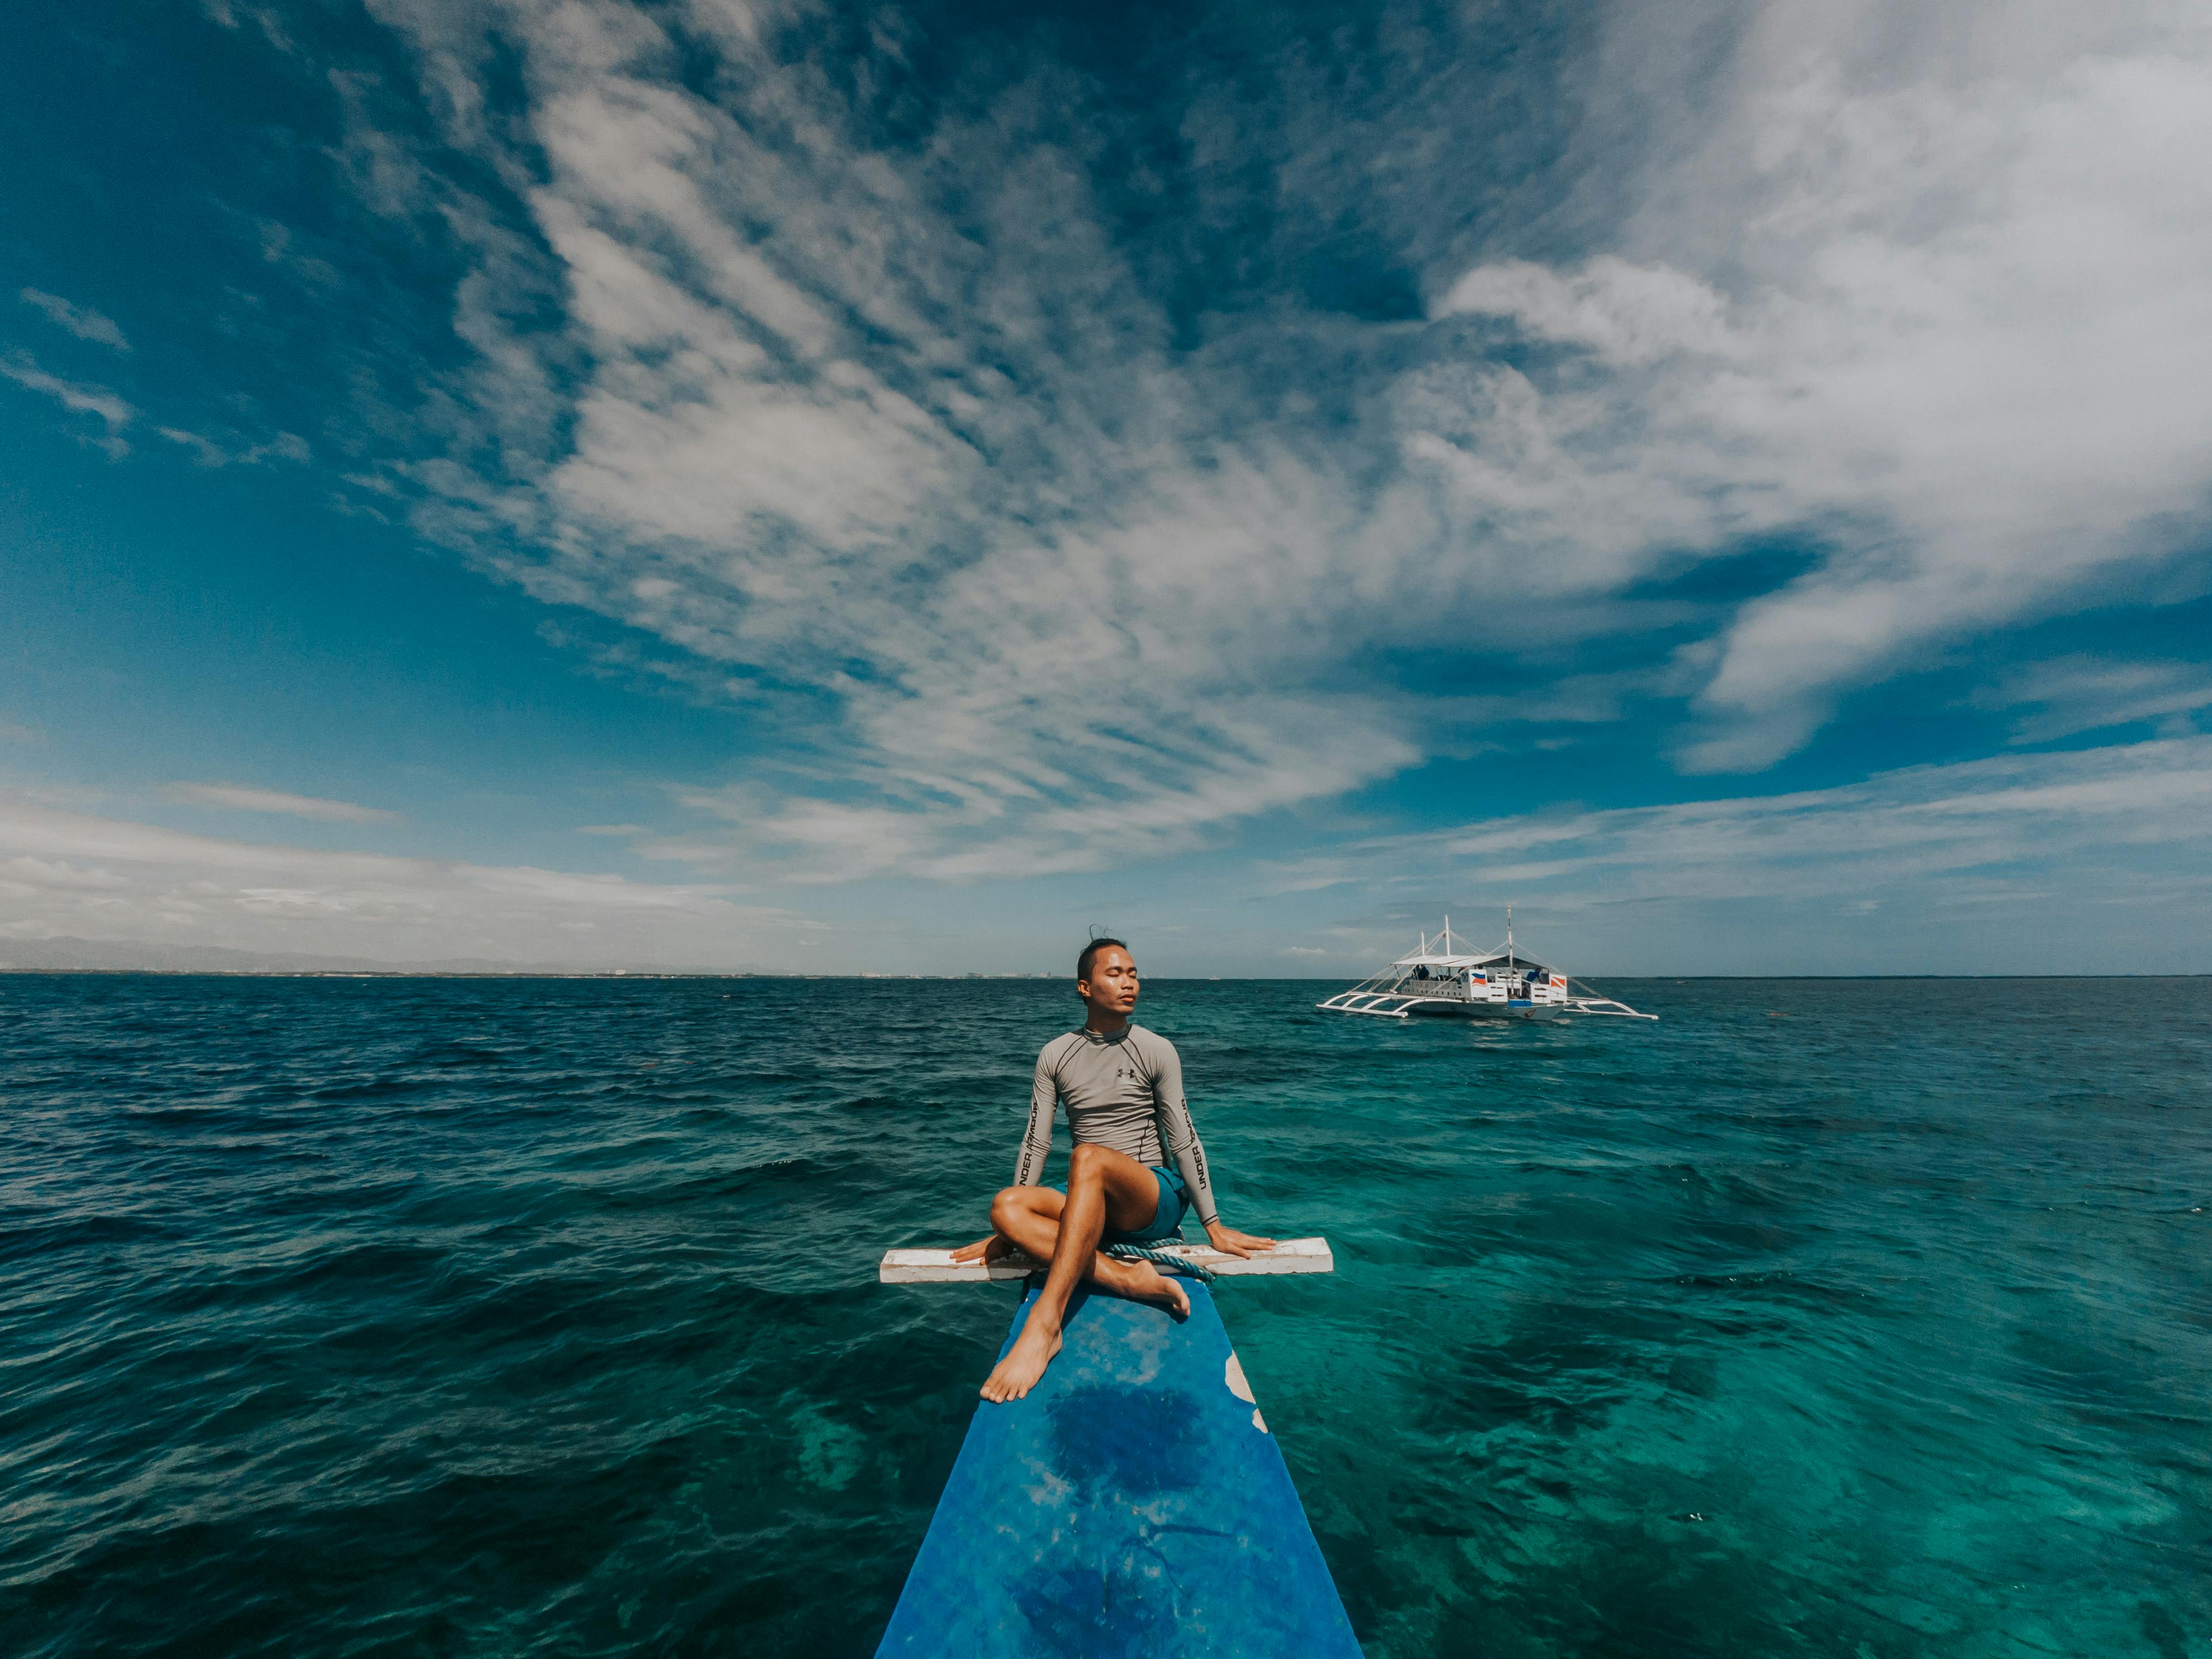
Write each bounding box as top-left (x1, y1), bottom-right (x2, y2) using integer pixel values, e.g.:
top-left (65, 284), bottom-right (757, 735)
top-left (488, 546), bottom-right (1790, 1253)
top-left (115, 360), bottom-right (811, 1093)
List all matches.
top-left (1047, 1162), bottom-right (1188, 1243)
top-left (1109, 1164), bottom-right (1189, 1245)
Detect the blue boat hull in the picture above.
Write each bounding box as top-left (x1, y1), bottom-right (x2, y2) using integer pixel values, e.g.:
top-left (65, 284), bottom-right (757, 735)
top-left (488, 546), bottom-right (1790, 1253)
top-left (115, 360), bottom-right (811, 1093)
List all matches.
top-left (876, 1280), bottom-right (1362, 1659)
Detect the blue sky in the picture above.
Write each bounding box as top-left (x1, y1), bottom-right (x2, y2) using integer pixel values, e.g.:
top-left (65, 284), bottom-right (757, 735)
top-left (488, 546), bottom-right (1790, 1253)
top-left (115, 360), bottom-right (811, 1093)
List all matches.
top-left (3, 0), bottom-right (2210, 975)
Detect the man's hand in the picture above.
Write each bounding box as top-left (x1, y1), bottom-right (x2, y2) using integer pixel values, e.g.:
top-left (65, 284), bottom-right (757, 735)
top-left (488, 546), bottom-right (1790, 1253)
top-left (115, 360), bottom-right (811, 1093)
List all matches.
top-left (1203, 1220), bottom-right (1277, 1259)
top-left (950, 1234), bottom-right (1007, 1264)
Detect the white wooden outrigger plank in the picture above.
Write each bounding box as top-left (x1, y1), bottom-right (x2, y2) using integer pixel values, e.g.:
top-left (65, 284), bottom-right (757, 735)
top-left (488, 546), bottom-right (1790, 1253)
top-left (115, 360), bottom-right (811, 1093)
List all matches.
top-left (880, 1235), bottom-right (1334, 1284)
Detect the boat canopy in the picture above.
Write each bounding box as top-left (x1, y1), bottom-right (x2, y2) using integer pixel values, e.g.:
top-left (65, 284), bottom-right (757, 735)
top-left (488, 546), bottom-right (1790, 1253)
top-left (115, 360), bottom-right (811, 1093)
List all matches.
top-left (1390, 947), bottom-right (1553, 975)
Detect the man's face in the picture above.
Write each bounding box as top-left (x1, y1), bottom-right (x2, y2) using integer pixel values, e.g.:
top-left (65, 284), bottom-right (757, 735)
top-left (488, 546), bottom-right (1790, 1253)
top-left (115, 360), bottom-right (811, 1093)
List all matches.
top-left (1080, 946), bottom-right (1140, 1020)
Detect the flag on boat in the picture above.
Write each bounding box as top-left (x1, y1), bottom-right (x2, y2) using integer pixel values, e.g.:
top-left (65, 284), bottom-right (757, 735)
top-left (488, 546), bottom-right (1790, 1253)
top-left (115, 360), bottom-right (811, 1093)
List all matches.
top-left (1549, 974), bottom-right (1567, 989)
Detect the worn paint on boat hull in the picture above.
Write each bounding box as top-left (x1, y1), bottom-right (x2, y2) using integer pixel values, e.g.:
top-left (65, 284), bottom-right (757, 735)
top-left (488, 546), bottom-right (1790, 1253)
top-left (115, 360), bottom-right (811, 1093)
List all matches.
top-left (875, 1279), bottom-right (1361, 1659)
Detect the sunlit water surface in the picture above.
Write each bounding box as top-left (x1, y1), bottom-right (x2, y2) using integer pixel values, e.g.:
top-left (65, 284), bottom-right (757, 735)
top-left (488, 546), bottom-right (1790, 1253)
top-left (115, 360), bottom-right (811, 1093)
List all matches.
top-left (2, 975), bottom-right (2206, 1657)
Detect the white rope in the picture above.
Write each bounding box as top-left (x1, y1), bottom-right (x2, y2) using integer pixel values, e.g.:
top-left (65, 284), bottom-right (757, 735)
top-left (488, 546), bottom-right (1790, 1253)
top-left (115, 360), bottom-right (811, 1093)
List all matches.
top-left (1102, 1242), bottom-right (1218, 1283)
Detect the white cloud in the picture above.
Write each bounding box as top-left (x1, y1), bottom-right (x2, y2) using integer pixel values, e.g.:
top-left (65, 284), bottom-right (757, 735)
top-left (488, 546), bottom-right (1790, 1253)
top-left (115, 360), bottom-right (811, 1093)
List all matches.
top-left (1977, 656), bottom-right (2212, 744)
top-left (11, 284), bottom-right (304, 471)
top-left (18, 288), bottom-right (130, 351)
top-left (1, 354), bottom-right (136, 457)
top-left (156, 427), bottom-right (312, 467)
top-left (2, 856), bottom-right (131, 892)
top-left (161, 783), bottom-right (404, 823)
top-left (1366, 735), bottom-right (2212, 905)
top-left (1424, 0), bottom-right (2212, 770)
top-left (348, 0), bottom-right (1439, 880)
top-left (1278, 733), bottom-right (2212, 973)
top-left (310, 0), bottom-right (2212, 890)
top-left (0, 793), bottom-right (811, 966)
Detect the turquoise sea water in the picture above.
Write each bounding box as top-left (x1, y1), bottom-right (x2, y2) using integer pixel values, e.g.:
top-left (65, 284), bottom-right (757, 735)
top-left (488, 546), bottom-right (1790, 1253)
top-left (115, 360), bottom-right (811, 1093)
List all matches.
top-left (3, 974), bottom-right (2206, 1657)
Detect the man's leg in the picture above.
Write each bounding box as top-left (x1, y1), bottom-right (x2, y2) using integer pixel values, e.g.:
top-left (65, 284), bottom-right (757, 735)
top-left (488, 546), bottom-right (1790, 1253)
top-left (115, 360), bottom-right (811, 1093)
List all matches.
top-left (982, 1187), bottom-right (1191, 1298)
top-left (980, 1144), bottom-right (1189, 1404)
top-left (948, 1188), bottom-right (1130, 1273)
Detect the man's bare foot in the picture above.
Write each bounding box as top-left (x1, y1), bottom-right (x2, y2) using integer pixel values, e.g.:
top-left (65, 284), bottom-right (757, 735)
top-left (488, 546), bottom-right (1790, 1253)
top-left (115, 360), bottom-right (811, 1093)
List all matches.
top-left (1097, 1258), bottom-right (1190, 1320)
top-left (980, 1316), bottom-right (1063, 1403)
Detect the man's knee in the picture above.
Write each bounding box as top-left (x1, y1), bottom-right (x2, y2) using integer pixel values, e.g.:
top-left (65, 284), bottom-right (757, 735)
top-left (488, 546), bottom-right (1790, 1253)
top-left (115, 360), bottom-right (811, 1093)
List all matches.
top-left (1068, 1142), bottom-right (1110, 1183)
top-left (989, 1186), bottom-right (1028, 1228)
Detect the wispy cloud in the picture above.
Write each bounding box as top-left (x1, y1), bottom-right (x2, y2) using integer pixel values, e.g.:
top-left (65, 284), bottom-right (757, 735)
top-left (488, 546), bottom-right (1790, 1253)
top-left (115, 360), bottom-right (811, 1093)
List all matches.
top-left (249, 0), bottom-right (2212, 880)
top-left (162, 782), bottom-right (403, 823)
top-left (195, 0), bottom-right (293, 55)
top-left (1, 354), bottom-right (135, 457)
top-left (1425, 1), bottom-right (2212, 771)
top-left (0, 793), bottom-right (811, 966)
top-left (156, 427), bottom-right (312, 467)
top-left (1267, 733), bottom-right (2212, 973)
top-left (1357, 735), bottom-right (2212, 906)
top-left (1976, 656), bottom-right (2212, 745)
top-left (10, 294), bottom-right (308, 466)
top-left (18, 288), bottom-right (130, 351)
top-left (346, 0), bottom-right (1445, 878)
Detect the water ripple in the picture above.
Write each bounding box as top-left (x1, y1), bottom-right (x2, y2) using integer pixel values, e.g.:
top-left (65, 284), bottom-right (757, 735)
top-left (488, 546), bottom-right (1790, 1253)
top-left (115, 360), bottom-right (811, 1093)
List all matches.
top-left (0, 974), bottom-right (2207, 1656)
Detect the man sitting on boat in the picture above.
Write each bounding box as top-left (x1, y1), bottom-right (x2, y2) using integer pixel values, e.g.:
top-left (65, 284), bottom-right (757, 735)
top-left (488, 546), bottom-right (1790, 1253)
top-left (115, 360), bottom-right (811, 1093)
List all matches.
top-left (952, 937), bottom-right (1276, 1403)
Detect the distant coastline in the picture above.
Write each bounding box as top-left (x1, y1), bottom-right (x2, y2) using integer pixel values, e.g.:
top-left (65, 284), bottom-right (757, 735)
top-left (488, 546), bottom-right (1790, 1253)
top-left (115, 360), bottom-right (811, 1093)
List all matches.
top-left (0, 968), bottom-right (1090, 980)
top-left (0, 937), bottom-right (1080, 978)
top-left (1, 960), bottom-right (2200, 983)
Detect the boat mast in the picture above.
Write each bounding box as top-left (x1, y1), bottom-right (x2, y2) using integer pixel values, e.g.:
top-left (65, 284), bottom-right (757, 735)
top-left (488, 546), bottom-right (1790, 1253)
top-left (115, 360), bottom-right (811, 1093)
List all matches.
top-left (1506, 905), bottom-right (1514, 970)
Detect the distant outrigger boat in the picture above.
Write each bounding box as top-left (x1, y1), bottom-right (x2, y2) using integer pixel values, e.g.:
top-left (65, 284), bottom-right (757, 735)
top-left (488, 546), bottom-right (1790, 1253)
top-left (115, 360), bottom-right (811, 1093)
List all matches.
top-left (1316, 911), bottom-right (1654, 1021)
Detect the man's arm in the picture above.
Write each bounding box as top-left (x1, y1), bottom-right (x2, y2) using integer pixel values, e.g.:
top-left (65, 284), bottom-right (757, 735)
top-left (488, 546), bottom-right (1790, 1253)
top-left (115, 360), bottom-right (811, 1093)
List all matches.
top-left (1014, 1041), bottom-right (1059, 1188)
top-left (1147, 1035), bottom-right (1274, 1258)
top-left (952, 1041), bottom-right (1065, 1263)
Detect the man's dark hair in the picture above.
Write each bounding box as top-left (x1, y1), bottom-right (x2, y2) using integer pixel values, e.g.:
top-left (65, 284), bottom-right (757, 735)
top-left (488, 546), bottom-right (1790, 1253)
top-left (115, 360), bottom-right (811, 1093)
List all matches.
top-left (1077, 936), bottom-right (1129, 982)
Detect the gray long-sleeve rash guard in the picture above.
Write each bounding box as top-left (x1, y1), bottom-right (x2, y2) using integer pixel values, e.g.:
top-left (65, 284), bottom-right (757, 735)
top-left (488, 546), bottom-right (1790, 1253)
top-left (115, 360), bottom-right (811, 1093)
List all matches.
top-left (1014, 1024), bottom-right (1219, 1227)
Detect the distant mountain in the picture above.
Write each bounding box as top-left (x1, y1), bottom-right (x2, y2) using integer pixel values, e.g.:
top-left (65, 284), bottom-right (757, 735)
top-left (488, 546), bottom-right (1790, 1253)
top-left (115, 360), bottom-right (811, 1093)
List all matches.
top-left (0, 937), bottom-right (746, 976)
